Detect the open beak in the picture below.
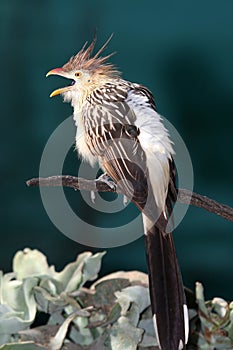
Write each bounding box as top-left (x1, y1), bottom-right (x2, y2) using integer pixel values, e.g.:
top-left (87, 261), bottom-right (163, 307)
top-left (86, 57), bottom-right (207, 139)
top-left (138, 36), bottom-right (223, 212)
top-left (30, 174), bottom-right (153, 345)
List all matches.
top-left (46, 68), bottom-right (73, 97)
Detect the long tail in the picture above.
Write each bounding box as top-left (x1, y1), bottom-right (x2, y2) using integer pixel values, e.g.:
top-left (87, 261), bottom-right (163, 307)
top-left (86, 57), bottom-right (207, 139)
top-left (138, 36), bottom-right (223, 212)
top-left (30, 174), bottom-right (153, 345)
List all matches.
top-left (143, 215), bottom-right (189, 350)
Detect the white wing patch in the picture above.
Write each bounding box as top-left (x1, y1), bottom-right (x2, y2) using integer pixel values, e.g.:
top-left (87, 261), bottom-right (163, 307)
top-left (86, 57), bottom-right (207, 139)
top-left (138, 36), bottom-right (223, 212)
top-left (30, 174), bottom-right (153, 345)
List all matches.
top-left (126, 90), bottom-right (174, 212)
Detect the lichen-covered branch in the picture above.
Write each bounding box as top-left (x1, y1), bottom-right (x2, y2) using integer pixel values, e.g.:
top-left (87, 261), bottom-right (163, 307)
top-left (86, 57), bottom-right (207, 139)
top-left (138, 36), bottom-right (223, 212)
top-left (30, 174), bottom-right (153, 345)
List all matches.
top-left (26, 175), bottom-right (233, 222)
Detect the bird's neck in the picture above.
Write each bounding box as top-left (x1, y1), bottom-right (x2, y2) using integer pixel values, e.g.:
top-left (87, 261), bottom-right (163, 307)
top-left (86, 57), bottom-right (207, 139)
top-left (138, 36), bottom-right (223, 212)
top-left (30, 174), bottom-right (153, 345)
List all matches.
top-left (68, 77), bottom-right (116, 112)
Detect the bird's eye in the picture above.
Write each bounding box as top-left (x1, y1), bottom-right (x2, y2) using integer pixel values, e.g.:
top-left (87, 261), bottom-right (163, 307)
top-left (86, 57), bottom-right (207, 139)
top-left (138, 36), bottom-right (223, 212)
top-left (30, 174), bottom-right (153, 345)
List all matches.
top-left (75, 71), bottom-right (81, 77)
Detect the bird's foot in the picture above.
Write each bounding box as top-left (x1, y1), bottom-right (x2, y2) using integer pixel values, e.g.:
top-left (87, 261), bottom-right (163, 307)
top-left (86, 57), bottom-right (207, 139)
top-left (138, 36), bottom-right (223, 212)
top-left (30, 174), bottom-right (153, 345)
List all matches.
top-left (95, 173), bottom-right (116, 190)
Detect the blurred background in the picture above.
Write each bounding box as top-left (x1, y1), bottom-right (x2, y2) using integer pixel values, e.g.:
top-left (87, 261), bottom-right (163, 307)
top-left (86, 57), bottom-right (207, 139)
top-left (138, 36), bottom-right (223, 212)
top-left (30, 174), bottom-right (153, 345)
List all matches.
top-left (1, 0), bottom-right (233, 300)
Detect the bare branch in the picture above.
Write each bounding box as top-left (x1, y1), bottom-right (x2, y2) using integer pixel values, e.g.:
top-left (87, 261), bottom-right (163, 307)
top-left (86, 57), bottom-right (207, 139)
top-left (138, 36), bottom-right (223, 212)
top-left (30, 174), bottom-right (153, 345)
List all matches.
top-left (27, 175), bottom-right (118, 193)
top-left (177, 188), bottom-right (233, 222)
top-left (26, 175), bottom-right (233, 223)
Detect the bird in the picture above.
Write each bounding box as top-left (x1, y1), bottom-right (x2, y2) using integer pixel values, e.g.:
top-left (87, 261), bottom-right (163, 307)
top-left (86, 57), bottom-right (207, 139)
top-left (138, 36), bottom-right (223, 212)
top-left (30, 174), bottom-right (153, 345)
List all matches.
top-left (46, 35), bottom-right (189, 350)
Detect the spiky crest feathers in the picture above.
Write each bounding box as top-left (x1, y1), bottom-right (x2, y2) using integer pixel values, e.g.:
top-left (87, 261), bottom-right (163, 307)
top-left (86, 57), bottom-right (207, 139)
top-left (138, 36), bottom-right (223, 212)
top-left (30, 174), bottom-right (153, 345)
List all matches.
top-left (62, 34), bottom-right (119, 77)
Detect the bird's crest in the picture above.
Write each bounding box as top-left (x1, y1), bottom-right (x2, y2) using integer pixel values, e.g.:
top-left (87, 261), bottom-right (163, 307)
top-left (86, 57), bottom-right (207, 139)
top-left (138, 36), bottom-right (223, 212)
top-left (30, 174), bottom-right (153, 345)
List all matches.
top-left (62, 34), bottom-right (119, 76)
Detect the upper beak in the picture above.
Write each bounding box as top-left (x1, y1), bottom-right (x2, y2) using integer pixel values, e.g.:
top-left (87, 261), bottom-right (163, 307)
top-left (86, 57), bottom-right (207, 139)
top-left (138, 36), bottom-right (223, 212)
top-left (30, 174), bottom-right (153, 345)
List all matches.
top-left (46, 68), bottom-right (72, 97)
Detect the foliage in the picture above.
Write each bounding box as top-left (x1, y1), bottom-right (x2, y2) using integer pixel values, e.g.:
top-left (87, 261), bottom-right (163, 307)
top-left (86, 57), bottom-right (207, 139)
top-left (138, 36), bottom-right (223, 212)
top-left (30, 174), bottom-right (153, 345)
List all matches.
top-left (0, 248), bottom-right (232, 349)
top-left (193, 282), bottom-right (233, 349)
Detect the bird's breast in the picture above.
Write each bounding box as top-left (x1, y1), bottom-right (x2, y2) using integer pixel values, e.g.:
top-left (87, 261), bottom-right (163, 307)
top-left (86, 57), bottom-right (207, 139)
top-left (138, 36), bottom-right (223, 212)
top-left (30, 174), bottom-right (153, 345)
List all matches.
top-left (73, 110), bottom-right (97, 167)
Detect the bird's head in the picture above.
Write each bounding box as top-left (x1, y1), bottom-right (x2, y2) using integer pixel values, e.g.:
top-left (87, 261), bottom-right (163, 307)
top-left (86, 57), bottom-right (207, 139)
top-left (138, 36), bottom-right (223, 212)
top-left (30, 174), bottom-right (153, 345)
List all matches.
top-left (46, 35), bottom-right (119, 103)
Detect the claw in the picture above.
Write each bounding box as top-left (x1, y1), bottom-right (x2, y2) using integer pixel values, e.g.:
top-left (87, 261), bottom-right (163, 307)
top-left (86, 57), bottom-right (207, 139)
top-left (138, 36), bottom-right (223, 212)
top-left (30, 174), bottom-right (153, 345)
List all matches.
top-left (96, 173), bottom-right (116, 190)
top-left (123, 195), bottom-right (128, 206)
top-left (91, 191), bottom-right (96, 204)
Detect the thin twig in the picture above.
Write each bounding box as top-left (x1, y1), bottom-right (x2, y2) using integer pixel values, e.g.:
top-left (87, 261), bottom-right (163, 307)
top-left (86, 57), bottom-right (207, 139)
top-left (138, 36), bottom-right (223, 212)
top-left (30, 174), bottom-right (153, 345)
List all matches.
top-left (26, 175), bottom-right (233, 223)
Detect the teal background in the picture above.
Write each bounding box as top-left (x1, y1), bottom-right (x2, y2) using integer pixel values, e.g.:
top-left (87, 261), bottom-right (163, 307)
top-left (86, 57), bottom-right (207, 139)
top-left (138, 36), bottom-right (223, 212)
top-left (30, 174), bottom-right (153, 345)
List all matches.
top-left (1, 1), bottom-right (233, 299)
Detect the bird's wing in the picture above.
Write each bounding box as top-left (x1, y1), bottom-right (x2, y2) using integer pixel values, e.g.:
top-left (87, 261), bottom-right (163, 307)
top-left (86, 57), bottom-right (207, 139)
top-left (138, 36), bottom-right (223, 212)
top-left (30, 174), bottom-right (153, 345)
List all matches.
top-left (83, 95), bottom-right (150, 213)
top-left (83, 82), bottom-right (174, 216)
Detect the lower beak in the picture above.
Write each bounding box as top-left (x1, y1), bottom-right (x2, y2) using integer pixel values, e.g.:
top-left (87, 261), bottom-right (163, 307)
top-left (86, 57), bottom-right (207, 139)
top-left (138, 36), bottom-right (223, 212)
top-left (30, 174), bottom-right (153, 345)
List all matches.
top-left (46, 68), bottom-right (72, 98)
top-left (49, 86), bottom-right (72, 98)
